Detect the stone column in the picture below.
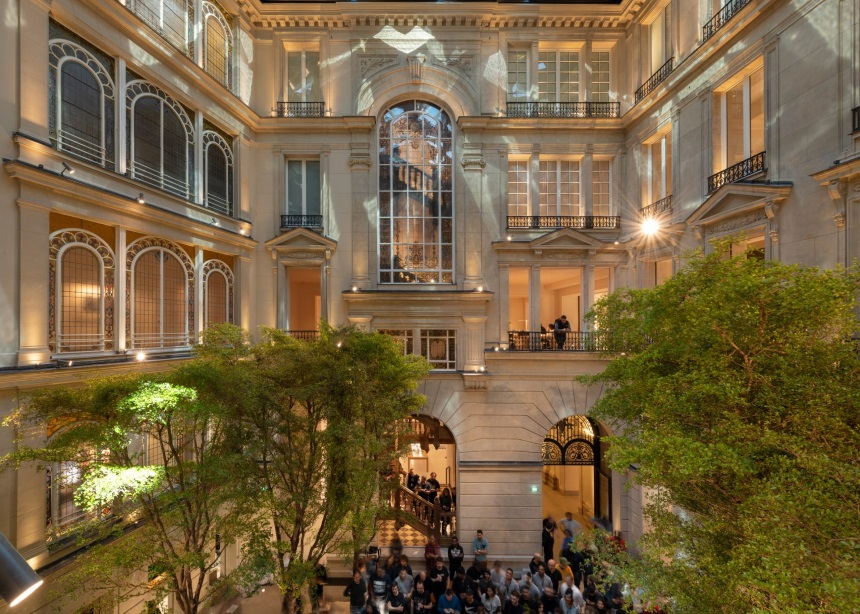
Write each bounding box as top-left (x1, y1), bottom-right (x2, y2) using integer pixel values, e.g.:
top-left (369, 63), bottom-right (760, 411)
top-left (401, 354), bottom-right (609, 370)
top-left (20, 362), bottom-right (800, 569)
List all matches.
top-left (529, 264), bottom-right (541, 332)
top-left (349, 147), bottom-right (372, 288)
top-left (18, 0), bottom-right (51, 140)
top-left (236, 255), bottom-right (252, 331)
top-left (195, 247), bottom-right (204, 339)
top-left (194, 111), bottom-right (204, 205)
top-left (462, 316), bottom-right (487, 371)
top-left (17, 202), bottom-right (50, 365)
top-left (582, 146), bottom-right (594, 217)
top-left (498, 264), bottom-right (510, 347)
top-left (462, 145), bottom-right (486, 289)
top-left (581, 265), bottom-right (594, 332)
top-left (115, 226), bottom-right (127, 352)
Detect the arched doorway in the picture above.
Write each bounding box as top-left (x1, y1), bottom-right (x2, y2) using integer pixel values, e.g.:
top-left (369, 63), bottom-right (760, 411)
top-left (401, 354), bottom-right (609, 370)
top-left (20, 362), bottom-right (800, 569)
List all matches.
top-left (542, 416), bottom-right (612, 538)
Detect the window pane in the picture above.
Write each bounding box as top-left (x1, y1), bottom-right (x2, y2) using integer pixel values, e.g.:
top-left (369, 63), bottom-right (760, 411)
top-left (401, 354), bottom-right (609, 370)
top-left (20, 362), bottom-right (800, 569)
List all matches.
top-left (60, 246), bottom-right (102, 352)
top-left (287, 52), bottom-right (303, 102)
top-left (162, 0), bottom-right (189, 54)
top-left (593, 161), bottom-right (611, 217)
top-left (304, 52), bottom-right (319, 100)
top-left (162, 253), bottom-right (186, 347)
top-left (162, 106), bottom-right (187, 196)
top-left (508, 161), bottom-right (529, 217)
top-left (725, 79), bottom-right (745, 166)
top-left (287, 160), bottom-right (304, 215)
top-left (508, 50), bottom-right (528, 100)
top-left (133, 250), bottom-right (161, 349)
top-left (205, 16), bottom-right (227, 85)
top-left (591, 51), bottom-right (610, 103)
top-left (749, 68), bottom-right (764, 156)
top-left (60, 62), bottom-right (102, 164)
top-left (305, 161), bottom-right (321, 215)
top-left (133, 97), bottom-right (161, 173)
top-left (206, 271), bottom-right (228, 326)
top-left (206, 143), bottom-right (228, 209)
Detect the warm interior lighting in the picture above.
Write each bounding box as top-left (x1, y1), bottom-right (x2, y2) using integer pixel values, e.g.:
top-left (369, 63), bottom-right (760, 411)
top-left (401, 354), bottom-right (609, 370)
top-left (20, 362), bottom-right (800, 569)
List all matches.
top-left (642, 217), bottom-right (661, 235)
top-left (0, 532), bottom-right (42, 607)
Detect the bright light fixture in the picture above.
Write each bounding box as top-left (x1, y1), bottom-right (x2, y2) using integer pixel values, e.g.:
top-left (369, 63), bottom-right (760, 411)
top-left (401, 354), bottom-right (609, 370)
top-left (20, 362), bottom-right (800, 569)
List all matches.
top-left (0, 532), bottom-right (42, 607)
top-left (642, 217), bottom-right (661, 235)
top-left (135, 351), bottom-right (146, 362)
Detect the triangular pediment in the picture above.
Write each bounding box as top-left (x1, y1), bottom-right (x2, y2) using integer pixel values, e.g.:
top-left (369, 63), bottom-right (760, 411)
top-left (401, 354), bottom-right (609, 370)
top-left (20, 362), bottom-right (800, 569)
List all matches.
top-left (687, 181), bottom-right (792, 227)
top-left (265, 227), bottom-right (338, 252)
top-left (529, 228), bottom-right (605, 249)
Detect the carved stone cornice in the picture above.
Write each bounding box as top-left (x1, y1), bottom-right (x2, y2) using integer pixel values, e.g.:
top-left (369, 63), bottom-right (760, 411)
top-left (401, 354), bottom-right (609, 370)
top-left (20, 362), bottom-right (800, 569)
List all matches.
top-left (460, 155), bottom-right (486, 170)
top-left (348, 156), bottom-right (373, 170)
top-left (359, 54), bottom-right (399, 79)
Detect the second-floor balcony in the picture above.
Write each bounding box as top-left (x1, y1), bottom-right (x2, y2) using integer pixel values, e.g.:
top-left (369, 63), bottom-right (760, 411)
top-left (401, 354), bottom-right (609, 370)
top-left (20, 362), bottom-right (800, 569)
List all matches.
top-left (702, 0), bottom-right (753, 42)
top-left (505, 102), bottom-right (621, 119)
top-left (635, 58), bottom-right (675, 103)
top-left (275, 102), bottom-right (326, 118)
top-left (640, 195), bottom-right (673, 219)
top-left (508, 330), bottom-right (610, 352)
top-left (284, 330), bottom-right (320, 341)
top-left (507, 215), bottom-right (621, 230)
top-left (281, 215), bottom-right (323, 230)
top-left (707, 151), bottom-right (766, 193)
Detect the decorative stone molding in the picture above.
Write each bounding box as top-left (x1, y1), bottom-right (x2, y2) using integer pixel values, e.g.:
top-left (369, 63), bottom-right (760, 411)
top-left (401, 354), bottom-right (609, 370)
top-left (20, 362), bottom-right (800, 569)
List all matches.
top-left (833, 213), bottom-right (846, 228)
top-left (348, 156), bottom-right (373, 169)
top-left (283, 251), bottom-right (323, 260)
top-left (408, 54), bottom-right (426, 81)
top-left (462, 373), bottom-right (488, 390)
top-left (360, 54), bottom-right (399, 78)
top-left (542, 252), bottom-right (593, 261)
top-left (432, 55), bottom-right (474, 80)
top-left (705, 210), bottom-right (768, 236)
top-left (460, 155), bottom-right (486, 170)
top-left (769, 229), bottom-right (780, 243)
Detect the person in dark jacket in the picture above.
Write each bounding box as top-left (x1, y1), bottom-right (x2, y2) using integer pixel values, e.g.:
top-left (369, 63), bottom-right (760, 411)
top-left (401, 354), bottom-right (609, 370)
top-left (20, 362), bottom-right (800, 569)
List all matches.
top-left (345, 570), bottom-right (368, 614)
top-left (553, 315), bottom-right (571, 350)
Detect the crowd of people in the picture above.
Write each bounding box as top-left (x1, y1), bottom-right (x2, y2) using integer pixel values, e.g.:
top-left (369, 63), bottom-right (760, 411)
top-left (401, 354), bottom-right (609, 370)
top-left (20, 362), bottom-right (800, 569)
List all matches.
top-left (344, 519), bottom-right (654, 614)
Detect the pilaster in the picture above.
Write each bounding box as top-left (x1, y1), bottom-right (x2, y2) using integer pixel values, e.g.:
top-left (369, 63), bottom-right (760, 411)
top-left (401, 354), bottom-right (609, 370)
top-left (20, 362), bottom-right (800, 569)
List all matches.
top-left (17, 201), bottom-right (51, 365)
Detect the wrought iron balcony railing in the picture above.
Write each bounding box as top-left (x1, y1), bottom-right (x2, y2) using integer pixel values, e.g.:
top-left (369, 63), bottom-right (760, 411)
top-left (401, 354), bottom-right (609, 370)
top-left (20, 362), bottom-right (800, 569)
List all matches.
top-left (205, 193), bottom-right (232, 217)
top-left (508, 330), bottom-right (610, 352)
top-left (853, 106), bottom-right (860, 133)
top-left (50, 129), bottom-right (115, 171)
top-left (281, 214), bottom-right (323, 229)
top-left (507, 215), bottom-right (621, 230)
top-left (505, 102), bottom-right (621, 119)
top-left (707, 152), bottom-right (766, 193)
top-left (285, 330), bottom-right (320, 341)
top-left (275, 102), bottom-right (326, 118)
top-left (702, 0), bottom-right (753, 42)
top-left (640, 195), bottom-right (673, 219)
top-left (635, 57), bottom-right (675, 103)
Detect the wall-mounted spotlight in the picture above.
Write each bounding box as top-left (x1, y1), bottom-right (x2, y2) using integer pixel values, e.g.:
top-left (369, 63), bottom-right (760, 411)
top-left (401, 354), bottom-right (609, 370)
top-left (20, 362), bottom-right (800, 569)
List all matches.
top-left (136, 193), bottom-right (145, 204)
top-left (476, 286), bottom-right (484, 292)
top-left (351, 286), bottom-right (358, 292)
top-left (135, 351), bottom-right (146, 362)
top-left (60, 162), bottom-right (74, 177)
top-left (0, 532), bottom-right (43, 607)
top-left (211, 218), bottom-right (220, 227)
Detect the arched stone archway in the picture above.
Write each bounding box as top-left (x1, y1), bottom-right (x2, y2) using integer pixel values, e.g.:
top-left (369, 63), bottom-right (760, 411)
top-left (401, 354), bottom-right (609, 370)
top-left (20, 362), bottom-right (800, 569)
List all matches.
top-left (542, 416), bottom-right (612, 541)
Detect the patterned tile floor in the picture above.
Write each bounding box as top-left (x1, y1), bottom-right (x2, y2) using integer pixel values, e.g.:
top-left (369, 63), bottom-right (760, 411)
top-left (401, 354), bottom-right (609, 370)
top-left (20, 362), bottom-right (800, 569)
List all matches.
top-left (374, 520), bottom-right (427, 547)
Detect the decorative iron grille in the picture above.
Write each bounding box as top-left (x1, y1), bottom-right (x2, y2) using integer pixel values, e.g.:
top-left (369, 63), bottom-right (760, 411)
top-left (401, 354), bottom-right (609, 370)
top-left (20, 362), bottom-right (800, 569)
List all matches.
top-left (275, 102), bottom-right (326, 118)
top-left (635, 57), bottom-right (674, 103)
top-left (543, 415), bottom-right (596, 466)
top-left (507, 330), bottom-right (610, 352)
top-left (285, 330), bottom-right (320, 340)
top-left (640, 195), bottom-right (673, 219)
top-left (506, 215), bottom-right (621, 229)
top-left (707, 151), bottom-right (766, 193)
top-left (505, 102), bottom-right (621, 119)
top-left (280, 215), bottom-right (323, 229)
top-left (702, 0), bottom-right (753, 42)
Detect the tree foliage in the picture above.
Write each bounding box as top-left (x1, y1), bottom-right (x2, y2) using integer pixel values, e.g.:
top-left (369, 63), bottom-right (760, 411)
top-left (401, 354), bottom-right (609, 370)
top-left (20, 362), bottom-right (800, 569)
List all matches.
top-left (193, 324), bottom-right (431, 614)
top-left (583, 248), bottom-right (860, 613)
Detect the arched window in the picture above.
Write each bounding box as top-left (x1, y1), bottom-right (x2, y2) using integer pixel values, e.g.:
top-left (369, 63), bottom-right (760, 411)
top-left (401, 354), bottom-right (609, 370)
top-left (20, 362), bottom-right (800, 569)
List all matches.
top-left (203, 259), bottom-right (234, 327)
top-left (49, 230), bottom-right (115, 354)
top-left (202, 1), bottom-right (233, 89)
top-left (127, 81), bottom-right (194, 200)
top-left (203, 130), bottom-right (233, 215)
top-left (129, 0), bottom-right (192, 58)
top-left (49, 39), bottom-right (115, 168)
top-left (378, 101), bottom-right (454, 284)
top-left (127, 237), bottom-right (194, 350)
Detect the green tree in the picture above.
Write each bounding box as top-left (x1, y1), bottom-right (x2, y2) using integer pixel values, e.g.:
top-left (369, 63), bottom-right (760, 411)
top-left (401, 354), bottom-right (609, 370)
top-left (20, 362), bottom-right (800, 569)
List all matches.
top-left (3, 373), bottom-right (257, 614)
top-left (194, 324), bottom-right (430, 614)
top-left (583, 248), bottom-right (860, 613)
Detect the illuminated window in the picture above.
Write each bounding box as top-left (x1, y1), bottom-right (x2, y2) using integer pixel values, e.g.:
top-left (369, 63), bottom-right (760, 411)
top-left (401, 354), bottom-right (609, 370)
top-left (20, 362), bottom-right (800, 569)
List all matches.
top-left (591, 51), bottom-right (611, 102)
top-left (202, 1), bottom-right (232, 89)
top-left (203, 128), bottom-right (234, 216)
top-left (48, 26), bottom-right (116, 169)
top-left (718, 66), bottom-right (764, 169)
top-left (378, 329), bottom-right (414, 356)
top-left (420, 330), bottom-right (456, 371)
top-left (647, 133), bottom-right (672, 205)
top-left (592, 161), bottom-right (611, 216)
top-left (538, 51), bottom-right (579, 103)
top-left (128, 238), bottom-right (194, 350)
top-left (128, 81), bottom-right (195, 200)
top-left (507, 50), bottom-right (529, 100)
top-left (286, 160), bottom-right (321, 217)
top-left (378, 101), bottom-right (454, 284)
top-left (203, 259), bottom-right (234, 327)
top-left (540, 160), bottom-right (580, 217)
top-left (49, 230), bottom-right (116, 354)
top-left (508, 160), bottom-right (529, 217)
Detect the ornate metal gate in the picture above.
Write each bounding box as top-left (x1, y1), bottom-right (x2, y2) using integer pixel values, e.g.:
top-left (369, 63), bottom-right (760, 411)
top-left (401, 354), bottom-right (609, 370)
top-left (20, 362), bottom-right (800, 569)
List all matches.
top-left (542, 415), bottom-right (596, 465)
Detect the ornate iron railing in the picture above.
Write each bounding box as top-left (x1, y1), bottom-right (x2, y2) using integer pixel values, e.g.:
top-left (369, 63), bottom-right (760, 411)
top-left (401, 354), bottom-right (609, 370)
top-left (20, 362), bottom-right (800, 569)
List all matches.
top-left (275, 102), bottom-right (326, 118)
top-left (205, 193), bottom-right (232, 217)
top-left (702, 0), bottom-right (753, 42)
top-left (129, 160), bottom-right (192, 200)
top-left (507, 215), bottom-right (621, 229)
top-left (389, 484), bottom-right (456, 542)
top-left (853, 106), bottom-right (860, 133)
top-left (285, 330), bottom-right (319, 340)
top-left (505, 102), bottom-right (621, 119)
top-left (707, 151), bottom-right (766, 193)
top-left (640, 195), bottom-right (673, 219)
top-left (507, 331), bottom-right (610, 352)
top-left (280, 214), bottom-right (323, 229)
top-left (635, 57), bottom-right (675, 103)
top-left (51, 129), bottom-right (115, 171)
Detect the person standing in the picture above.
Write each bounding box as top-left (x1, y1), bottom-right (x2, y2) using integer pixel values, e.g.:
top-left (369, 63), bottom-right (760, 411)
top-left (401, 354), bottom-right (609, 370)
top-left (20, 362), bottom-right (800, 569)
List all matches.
top-left (447, 535), bottom-right (465, 575)
top-left (425, 535), bottom-right (441, 573)
top-left (472, 529), bottom-right (489, 568)
top-left (553, 315), bottom-right (571, 350)
top-left (542, 521), bottom-right (555, 564)
top-left (345, 570), bottom-right (368, 614)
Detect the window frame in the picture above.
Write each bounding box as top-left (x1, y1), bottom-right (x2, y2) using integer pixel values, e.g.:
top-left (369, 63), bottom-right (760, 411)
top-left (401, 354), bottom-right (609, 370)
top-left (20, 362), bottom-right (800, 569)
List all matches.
top-left (592, 159), bottom-right (612, 217)
top-left (507, 158), bottom-right (530, 217)
top-left (285, 159), bottom-right (321, 217)
top-left (203, 129), bottom-right (234, 216)
top-left (539, 158), bottom-right (582, 218)
top-left (202, 259), bottom-right (234, 328)
top-left (507, 48), bottom-right (530, 100)
top-left (201, 1), bottom-right (233, 90)
top-left (716, 64), bottom-right (765, 171)
top-left (284, 50), bottom-right (320, 103)
top-left (537, 49), bottom-right (581, 104)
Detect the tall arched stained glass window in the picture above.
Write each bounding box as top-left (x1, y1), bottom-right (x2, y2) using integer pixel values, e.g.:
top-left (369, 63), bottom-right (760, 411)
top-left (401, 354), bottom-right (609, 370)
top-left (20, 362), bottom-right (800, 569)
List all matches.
top-left (378, 101), bottom-right (453, 284)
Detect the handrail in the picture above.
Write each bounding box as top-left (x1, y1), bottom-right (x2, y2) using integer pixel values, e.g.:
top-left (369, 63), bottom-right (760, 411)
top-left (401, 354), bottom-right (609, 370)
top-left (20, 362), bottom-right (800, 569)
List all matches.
top-left (702, 0), bottom-right (753, 42)
top-left (707, 151), bottom-right (766, 193)
top-left (391, 485), bottom-right (455, 541)
top-left (635, 57), bottom-right (674, 103)
top-left (281, 214), bottom-right (323, 229)
top-left (505, 102), bottom-right (621, 119)
top-left (507, 330), bottom-right (611, 352)
top-left (640, 195), bottom-right (673, 219)
top-left (275, 102), bottom-right (326, 118)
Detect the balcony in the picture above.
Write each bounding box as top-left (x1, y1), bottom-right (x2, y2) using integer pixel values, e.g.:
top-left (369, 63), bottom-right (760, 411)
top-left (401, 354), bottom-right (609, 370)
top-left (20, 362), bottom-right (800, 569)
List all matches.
top-left (50, 129), bottom-right (115, 171)
top-left (281, 215), bottom-right (323, 230)
top-left (635, 58), bottom-right (675, 104)
top-left (707, 152), bottom-right (766, 193)
top-left (507, 330), bottom-right (610, 352)
top-left (275, 102), bottom-right (326, 118)
top-left (853, 106), bottom-right (860, 133)
top-left (285, 330), bottom-right (320, 341)
top-left (640, 195), bottom-right (673, 219)
top-left (702, 0), bottom-right (753, 42)
top-left (505, 102), bottom-right (621, 119)
top-left (507, 215), bottom-right (621, 230)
